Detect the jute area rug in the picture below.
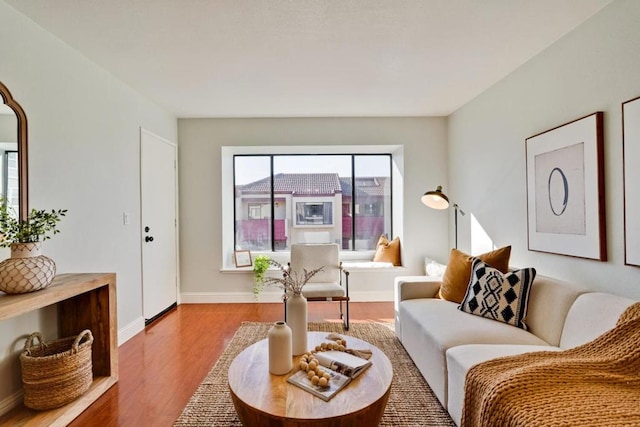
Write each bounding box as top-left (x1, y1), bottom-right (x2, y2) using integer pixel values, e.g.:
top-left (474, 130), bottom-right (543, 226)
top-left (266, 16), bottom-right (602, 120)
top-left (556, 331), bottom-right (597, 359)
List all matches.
top-left (174, 321), bottom-right (455, 426)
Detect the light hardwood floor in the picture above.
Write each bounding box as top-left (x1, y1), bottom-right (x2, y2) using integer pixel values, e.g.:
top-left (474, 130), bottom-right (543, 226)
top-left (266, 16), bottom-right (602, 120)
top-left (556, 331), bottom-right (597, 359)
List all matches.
top-left (69, 302), bottom-right (395, 426)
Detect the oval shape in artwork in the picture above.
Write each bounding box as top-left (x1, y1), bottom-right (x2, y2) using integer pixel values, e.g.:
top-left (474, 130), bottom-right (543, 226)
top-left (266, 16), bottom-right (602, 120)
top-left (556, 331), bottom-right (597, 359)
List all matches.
top-left (548, 167), bottom-right (569, 216)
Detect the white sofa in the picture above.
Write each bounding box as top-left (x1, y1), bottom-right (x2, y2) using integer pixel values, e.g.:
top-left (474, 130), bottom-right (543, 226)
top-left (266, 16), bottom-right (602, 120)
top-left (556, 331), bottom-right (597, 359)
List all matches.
top-left (394, 274), bottom-right (636, 426)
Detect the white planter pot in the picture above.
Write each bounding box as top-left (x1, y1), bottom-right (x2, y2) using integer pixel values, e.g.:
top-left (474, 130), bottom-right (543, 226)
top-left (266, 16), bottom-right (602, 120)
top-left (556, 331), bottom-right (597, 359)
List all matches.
top-left (0, 242), bottom-right (56, 294)
top-left (286, 293), bottom-right (308, 355)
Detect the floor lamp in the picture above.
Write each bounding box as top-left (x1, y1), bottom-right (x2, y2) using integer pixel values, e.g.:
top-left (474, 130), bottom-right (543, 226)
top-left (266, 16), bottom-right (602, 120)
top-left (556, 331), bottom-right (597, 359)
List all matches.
top-left (421, 185), bottom-right (465, 249)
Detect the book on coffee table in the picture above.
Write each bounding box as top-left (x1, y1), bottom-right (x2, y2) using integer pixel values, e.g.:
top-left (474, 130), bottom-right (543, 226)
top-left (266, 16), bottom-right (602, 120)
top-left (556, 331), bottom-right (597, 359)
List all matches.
top-left (315, 351), bottom-right (372, 379)
top-left (286, 351), bottom-right (372, 401)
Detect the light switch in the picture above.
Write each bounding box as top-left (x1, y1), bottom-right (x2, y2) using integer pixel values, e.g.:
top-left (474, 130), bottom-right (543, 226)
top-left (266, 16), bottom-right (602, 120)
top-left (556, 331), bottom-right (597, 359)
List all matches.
top-left (123, 212), bottom-right (130, 225)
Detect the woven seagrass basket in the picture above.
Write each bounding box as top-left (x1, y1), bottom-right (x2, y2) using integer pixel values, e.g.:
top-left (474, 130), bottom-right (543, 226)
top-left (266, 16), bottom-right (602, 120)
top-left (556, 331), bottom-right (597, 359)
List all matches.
top-left (20, 330), bottom-right (94, 410)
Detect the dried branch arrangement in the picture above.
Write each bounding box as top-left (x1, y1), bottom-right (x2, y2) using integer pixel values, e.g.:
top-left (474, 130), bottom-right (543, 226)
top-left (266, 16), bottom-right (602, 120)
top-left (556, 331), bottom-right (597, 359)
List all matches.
top-left (263, 259), bottom-right (324, 295)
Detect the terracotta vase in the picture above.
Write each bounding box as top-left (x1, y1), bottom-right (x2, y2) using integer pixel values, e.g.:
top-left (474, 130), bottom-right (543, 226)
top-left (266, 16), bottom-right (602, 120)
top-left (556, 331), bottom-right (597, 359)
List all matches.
top-left (286, 293), bottom-right (308, 355)
top-left (268, 321), bottom-right (292, 375)
top-left (0, 242), bottom-right (56, 294)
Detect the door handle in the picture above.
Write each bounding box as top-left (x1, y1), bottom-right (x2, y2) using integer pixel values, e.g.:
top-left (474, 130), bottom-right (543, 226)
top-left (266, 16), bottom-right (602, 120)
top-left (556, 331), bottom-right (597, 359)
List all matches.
top-left (145, 236), bottom-right (154, 243)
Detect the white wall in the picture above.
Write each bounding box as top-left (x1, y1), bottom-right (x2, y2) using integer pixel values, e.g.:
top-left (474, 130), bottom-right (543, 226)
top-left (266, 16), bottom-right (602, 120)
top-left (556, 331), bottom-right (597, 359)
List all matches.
top-left (178, 117), bottom-right (448, 301)
top-left (0, 115), bottom-right (16, 142)
top-left (448, 0), bottom-right (640, 300)
top-left (0, 0), bottom-right (177, 406)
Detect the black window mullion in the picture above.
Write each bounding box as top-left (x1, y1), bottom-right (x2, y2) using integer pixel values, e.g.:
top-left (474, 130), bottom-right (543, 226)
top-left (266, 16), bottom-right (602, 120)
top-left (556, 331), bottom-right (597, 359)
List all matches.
top-left (351, 155), bottom-right (356, 251)
top-left (389, 154), bottom-right (393, 240)
top-left (232, 156), bottom-right (238, 248)
top-left (270, 155), bottom-right (275, 252)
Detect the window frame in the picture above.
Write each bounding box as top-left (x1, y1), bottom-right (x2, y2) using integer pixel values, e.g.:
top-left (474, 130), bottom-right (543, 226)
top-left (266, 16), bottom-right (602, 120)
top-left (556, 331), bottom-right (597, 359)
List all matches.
top-left (222, 145), bottom-right (403, 268)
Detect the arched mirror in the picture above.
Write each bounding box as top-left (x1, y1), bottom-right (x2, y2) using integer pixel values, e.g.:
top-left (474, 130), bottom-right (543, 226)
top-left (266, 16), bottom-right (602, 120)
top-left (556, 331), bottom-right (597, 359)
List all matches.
top-left (0, 81), bottom-right (28, 221)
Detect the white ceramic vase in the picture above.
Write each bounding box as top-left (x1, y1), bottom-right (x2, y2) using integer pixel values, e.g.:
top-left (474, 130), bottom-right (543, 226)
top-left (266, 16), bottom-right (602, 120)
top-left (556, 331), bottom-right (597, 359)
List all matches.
top-left (286, 293), bottom-right (308, 355)
top-left (268, 321), bottom-right (292, 375)
top-left (0, 242), bottom-right (56, 294)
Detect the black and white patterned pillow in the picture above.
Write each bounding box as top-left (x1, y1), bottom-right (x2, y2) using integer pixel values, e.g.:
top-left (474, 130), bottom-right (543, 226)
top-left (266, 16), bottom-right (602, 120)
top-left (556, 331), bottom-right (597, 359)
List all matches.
top-left (459, 257), bottom-right (536, 330)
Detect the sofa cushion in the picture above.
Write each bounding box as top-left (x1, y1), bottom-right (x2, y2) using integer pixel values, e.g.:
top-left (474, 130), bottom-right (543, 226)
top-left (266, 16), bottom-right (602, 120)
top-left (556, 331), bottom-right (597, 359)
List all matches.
top-left (559, 292), bottom-right (636, 349)
top-left (459, 258), bottom-right (536, 330)
top-left (523, 275), bottom-right (585, 347)
top-left (439, 246), bottom-right (511, 303)
top-left (446, 344), bottom-right (561, 426)
top-left (397, 298), bottom-right (547, 407)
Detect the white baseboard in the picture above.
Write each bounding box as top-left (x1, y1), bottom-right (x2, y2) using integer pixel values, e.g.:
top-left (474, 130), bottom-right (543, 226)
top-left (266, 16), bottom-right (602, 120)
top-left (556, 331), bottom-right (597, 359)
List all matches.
top-left (180, 291), bottom-right (283, 303)
top-left (118, 316), bottom-right (145, 346)
top-left (0, 389), bottom-right (22, 417)
top-left (180, 291), bottom-right (393, 303)
top-left (349, 291), bottom-right (394, 301)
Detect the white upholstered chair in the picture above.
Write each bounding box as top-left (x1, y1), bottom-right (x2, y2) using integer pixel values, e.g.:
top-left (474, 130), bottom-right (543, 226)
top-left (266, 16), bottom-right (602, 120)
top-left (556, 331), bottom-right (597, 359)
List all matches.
top-left (285, 243), bottom-right (350, 330)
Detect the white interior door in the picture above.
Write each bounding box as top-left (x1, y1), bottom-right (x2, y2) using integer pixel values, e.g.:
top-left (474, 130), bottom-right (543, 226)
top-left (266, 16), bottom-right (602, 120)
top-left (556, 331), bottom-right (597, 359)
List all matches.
top-left (141, 128), bottom-right (178, 322)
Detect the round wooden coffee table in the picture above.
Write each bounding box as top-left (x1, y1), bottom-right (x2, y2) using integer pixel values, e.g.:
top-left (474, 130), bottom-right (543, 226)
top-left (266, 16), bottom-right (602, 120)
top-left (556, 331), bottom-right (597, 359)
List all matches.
top-left (228, 331), bottom-right (393, 426)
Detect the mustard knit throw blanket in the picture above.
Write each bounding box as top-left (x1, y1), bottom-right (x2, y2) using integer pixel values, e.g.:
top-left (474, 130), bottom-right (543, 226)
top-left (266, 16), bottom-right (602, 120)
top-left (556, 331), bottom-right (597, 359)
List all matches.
top-left (462, 303), bottom-right (640, 427)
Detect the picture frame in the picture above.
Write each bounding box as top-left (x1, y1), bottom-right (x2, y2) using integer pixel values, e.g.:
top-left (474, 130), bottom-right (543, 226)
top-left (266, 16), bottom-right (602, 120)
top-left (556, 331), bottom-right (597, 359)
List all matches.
top-left (525, 112), bottom-right (606, 260)
top-left (623, 96), bottom-right (640, 266)
top-left (234, 250), bottom-right (252, 268)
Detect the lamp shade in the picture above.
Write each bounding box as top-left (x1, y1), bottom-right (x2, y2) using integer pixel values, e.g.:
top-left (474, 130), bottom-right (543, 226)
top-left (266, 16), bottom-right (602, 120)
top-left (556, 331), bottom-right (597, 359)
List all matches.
top-left (421, 185), bottom-right (450, 210)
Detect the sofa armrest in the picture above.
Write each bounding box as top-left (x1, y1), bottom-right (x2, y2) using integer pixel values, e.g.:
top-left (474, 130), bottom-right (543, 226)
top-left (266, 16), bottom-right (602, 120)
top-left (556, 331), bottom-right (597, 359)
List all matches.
top-left (394, 276), bottom-right (442, 302)
top-left (394, 275), bottom-right (442, 340)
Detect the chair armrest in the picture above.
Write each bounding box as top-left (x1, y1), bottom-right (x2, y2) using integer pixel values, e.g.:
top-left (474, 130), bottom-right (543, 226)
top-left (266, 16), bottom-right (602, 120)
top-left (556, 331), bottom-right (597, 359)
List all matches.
top-left (394, 276), bottom-right (442, 302)
top-left (339, 262), bottom-right (349, 296)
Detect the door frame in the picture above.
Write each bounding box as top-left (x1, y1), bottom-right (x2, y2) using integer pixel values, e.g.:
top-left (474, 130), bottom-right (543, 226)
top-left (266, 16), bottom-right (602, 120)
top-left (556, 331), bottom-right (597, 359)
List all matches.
top-left (140, 127), bottom-right (180, 315)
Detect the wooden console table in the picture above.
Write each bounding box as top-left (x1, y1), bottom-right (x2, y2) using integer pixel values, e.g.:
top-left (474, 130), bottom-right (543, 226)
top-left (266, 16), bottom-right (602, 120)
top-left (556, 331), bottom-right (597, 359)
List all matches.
top-left (0, 273), bottom-right (118, 426)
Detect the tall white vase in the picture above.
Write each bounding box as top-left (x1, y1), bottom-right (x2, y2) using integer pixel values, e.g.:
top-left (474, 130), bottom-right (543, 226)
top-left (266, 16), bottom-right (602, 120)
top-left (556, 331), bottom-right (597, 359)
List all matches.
top-left (286, 293), bottom-right (308, 355)
top-left (268, 321), bottom-right (292, 375)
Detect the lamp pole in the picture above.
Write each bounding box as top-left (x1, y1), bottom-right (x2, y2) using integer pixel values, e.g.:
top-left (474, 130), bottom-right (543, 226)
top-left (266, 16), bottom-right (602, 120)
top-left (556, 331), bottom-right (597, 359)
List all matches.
top-left (422, 185), bottom-right (464, 249)
top-left (453, 204), bottom-right (465, 249)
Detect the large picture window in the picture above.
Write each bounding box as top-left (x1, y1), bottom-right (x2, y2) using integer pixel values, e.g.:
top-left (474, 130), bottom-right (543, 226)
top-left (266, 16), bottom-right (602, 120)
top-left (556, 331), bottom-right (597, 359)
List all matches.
top-left (234, 154), bottom-right (392, 251)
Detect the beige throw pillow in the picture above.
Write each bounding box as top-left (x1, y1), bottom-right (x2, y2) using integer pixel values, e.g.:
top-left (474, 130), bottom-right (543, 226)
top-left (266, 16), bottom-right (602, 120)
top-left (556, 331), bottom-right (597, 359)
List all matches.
top-left (438, 246), bottom-right (511, 303)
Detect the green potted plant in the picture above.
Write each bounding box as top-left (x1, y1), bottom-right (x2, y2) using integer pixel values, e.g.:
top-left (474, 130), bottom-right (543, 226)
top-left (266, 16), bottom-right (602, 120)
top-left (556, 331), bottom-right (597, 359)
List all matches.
top-left (0, 199), bottom-right (67, 294)
top-left (252, 255), bottom-right (271, 299)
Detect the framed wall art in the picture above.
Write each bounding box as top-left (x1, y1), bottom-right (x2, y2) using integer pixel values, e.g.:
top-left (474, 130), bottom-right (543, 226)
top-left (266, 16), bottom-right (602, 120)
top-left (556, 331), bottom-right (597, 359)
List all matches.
top-left (234, 250), bottom-right (252, 268)
top-left (623, 96), bottom-right (640, 266)
top-left (525, 112), bottom-right (606, 260)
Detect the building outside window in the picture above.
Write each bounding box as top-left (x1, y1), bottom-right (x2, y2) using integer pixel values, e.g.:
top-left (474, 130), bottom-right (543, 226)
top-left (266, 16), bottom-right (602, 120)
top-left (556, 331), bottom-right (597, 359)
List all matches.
top-left (249, 203), bottom-right (262, 219)
top-left (1, 150), bottom-right (18, 213)
top-left (234, 154), bottom-right (391, 252)
top-left (296, 202), bottom-right (332, 225)
top-left (362, 202), bottom-right (379, 216)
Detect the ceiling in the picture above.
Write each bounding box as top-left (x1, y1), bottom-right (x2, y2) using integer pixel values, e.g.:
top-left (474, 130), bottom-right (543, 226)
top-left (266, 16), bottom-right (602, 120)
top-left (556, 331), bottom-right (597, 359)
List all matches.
top-left (4, 0), bottom-right (612, 118)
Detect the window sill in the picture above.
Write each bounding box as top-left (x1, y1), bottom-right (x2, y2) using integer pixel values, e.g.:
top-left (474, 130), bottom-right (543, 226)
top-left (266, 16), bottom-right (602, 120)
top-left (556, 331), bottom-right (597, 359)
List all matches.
top-left (220, 266), bottom-right (285, 274)
top-left (221, 262), bottom-right (406, 273)
top-left (220, 267), bottom-right (254, 273)
top-left (342, 262), bottom-right (407, 272)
